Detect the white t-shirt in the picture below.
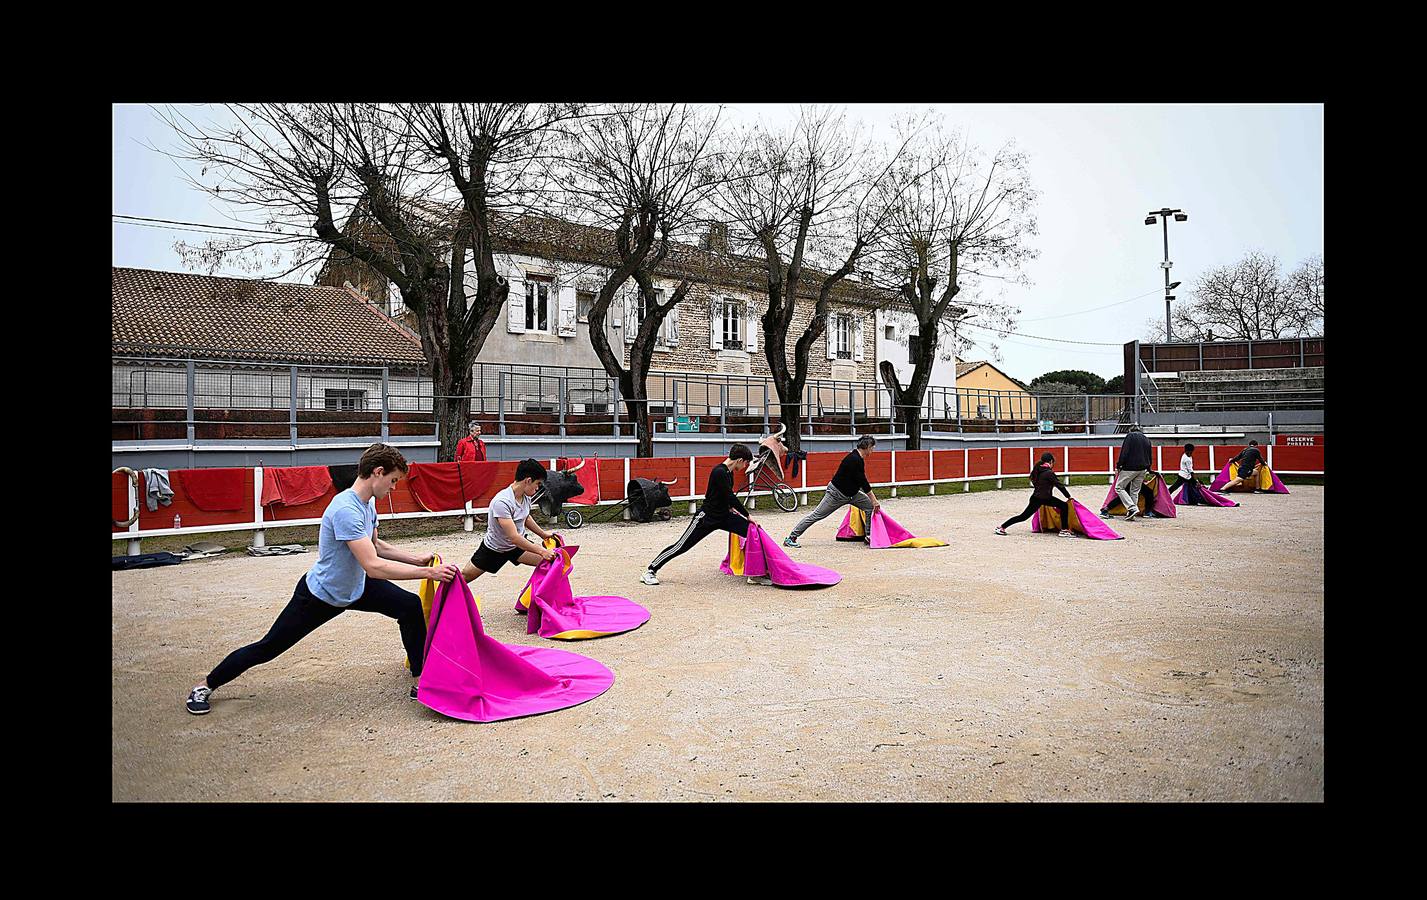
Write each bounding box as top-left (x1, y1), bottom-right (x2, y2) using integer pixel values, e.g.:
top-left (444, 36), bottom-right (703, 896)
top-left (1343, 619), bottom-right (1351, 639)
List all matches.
top-left (1179, 454), bottom-right (1195, 480)
top-left (484, 485), bottom-right (532, 552)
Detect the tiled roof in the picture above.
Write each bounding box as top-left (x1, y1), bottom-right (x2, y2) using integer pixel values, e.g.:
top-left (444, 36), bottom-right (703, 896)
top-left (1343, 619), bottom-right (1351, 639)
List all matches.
top-left (325, 204), bottom-right (898, 310)
top-left (956, 360), bottom-right (986, 378)
top-left (112, 267), bottom-right (426, 367)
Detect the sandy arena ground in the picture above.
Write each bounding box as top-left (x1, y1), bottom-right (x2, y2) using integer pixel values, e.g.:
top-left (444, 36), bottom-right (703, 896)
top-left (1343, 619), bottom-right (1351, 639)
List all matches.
top-left (112, 484), bottom-right (1324, 802)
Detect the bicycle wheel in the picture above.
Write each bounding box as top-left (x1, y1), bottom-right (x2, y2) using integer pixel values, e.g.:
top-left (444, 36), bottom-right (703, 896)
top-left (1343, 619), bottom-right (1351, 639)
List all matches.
top-left (772, 482), bottom-right (797, 512)
top-left (564, 509), bottom-right (584, 529)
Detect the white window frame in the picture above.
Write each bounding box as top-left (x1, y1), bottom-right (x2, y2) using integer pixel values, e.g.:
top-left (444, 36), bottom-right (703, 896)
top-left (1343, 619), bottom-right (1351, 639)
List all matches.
top-left (835, 314), bottom-right (853, 360)
top-left (576, 289), bottom-right (595, 324)
top-left (324, 388), bottom-right (367, 412)
top-left (525, 276), bottom-right (552, 333)
top-left (723, 299), bottom-right (745, 351)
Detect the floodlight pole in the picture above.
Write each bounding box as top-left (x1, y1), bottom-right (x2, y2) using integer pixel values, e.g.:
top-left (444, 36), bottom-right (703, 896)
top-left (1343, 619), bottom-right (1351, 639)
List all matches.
top-left (1146, 207), bottom-right (1187, 341)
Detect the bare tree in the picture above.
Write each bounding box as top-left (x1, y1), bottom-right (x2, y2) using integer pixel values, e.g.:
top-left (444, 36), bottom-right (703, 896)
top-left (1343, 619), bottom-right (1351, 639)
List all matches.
top-left (708, 107), bottom-right (912, 451)
top-left (159, 102), bottom-right (580, 460)
top-left (1143, 250), bottom-right (1323, 342)
top-left (557, 104), bottom-right (725, 457)
top-left (873, 125), bottom-right (1036, 448)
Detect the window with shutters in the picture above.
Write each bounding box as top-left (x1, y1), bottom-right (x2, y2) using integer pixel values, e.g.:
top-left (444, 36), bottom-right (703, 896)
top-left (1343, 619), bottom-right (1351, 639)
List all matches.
top-left (908, 333), bottom-right (921, 364)
top-left (884, 325), bottom-right (895, 341)
top-left (324, 389), bottom-right (366, 411)
top-left (834, 314), bottom-right (853, 359)
top-left (722, 300), bottom-right (744, 350)
top-left (576, 290), bottom-right (595, 324)
top-left (525, 276), bottom-right (551, 332)
top-left (387, 282), bottom-right (406, 318)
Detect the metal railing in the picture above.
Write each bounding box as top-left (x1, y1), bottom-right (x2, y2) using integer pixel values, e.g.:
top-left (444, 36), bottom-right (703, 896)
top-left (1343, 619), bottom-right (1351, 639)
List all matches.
top-left (114, 356), bottom-right (1322, 447)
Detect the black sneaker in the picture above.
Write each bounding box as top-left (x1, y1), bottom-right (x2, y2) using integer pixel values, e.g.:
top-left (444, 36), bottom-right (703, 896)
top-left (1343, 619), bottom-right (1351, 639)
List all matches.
top-left (409, 686), bottom-right (419, 700)
top-left (185, 685), bottom-right (212, 715)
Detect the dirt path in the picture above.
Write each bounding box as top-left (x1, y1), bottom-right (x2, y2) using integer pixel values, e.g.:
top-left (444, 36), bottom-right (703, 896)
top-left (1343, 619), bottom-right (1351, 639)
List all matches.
top-left (113, 485), bottom-right (1324, 801)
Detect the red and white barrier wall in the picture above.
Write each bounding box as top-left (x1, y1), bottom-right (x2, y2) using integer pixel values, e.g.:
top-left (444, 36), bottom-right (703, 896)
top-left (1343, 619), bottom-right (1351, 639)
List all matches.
top-left (112, 442), bottom-right (1325, 551)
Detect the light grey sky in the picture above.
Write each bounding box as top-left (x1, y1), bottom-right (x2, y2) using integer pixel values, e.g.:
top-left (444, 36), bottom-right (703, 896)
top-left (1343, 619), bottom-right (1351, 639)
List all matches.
top-left (112, 102), bottom-right (1323, 383)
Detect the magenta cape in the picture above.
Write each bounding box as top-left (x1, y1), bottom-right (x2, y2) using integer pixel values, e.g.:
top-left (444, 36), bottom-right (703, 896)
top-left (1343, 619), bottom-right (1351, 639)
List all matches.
top-left (1031, 498), bottom-right (1124, 540)
top-left (1210, 459), bottom-right (1290, 493)
top-left (514, 545), bottom-right (650, 640)
top-left (416, 575), bottom-right (613, 722)
top-left (1101, 472), bottom-right (1178, 518)
top-left (720, 521), bottom-right (841, 587)
top-left (836, 507), bottom-right (948, 548)
top-left (1174, 480), bottom-right (1239, 507)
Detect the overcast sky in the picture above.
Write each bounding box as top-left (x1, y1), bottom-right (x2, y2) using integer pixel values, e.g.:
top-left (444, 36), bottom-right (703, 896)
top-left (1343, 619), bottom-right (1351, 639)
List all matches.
top-left (113, 102), bottom-right (1323, 384)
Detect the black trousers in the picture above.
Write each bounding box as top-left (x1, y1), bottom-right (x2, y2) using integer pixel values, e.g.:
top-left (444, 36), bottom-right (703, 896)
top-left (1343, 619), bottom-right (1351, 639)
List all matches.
top-left (207, 573), bottom-right (427, 690)
top-left (1169, 475), bottom-right (1198, 491)
top-left (1002, 495), bottom-right (1069, 530)
top-left (647, 509), bottom-right (750, 573)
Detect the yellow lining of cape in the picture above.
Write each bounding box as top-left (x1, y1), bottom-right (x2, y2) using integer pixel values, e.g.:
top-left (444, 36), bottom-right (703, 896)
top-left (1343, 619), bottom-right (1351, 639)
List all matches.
top-left (727, 531), bottom-right (746, 575)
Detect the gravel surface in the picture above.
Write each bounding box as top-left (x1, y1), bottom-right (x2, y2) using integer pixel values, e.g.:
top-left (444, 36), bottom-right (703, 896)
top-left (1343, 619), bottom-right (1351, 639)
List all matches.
top-left (112, 484), bottom-right (1324, 801)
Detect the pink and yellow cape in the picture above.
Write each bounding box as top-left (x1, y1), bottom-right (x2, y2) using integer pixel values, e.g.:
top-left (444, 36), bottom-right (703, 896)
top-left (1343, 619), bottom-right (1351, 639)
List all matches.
top-left (415, 573), bottom-right (614, 722)
top-left (1030, 498), bottom-right (1124, 540)
top-left (1102, 472), bottom-right (1178, 518)
top-left (720, 520), bottom-right (841, 587)
top-left (1210, 460), bottom-right (1290, 493)
top-left (514, 542), bottom-right (650, 640)
top-left (837, 506), bottom-right (948, 548)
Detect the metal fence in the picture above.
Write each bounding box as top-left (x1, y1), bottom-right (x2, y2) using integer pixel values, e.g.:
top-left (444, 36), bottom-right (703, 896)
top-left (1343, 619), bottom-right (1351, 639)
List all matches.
top-left (112, 356), bottom-right (437, 444)
top-left (114, 356), bottom-right (1323, 446)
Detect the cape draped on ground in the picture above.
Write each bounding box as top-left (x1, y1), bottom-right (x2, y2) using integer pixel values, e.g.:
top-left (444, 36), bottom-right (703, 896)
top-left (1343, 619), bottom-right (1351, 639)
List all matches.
top-left (837, 507), bottom-right (948, 548)
top-left (415, 573), bottom-right (613, 722)
top-left (1210, 460), bottom-right (1290, 494)
top-left (1031, 498), bottom-right (1124, 540)
top-left (1174, 479), bottom-right (1239, 507)
top-left (720, 521), bottom-right (841, 587)
top-left (1102, 472), bottom-right (1178, 518)
top-left (514, 543), bottom-right (649, 640)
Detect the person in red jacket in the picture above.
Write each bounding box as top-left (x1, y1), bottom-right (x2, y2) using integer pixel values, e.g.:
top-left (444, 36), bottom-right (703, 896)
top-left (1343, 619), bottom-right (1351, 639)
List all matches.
top-left (455, 421), bottom-right (487, 462)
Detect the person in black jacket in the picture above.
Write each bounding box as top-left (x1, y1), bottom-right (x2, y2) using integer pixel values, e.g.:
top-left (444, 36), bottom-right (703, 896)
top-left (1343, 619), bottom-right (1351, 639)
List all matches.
top-left (1100, 425), bottom-right (1152, 522)
top-left (996, 453), bottom-right (1074, 536)
top-left (1220, 440), bottom-right (1265, 491)
top-left (641, 443), bottom-right (758, 585)
top-left (782, 434), bottom-right (881, 549)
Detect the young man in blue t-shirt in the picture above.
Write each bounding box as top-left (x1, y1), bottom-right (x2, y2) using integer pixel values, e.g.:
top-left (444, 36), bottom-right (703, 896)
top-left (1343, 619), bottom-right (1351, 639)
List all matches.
top-left (185, 444), bottom-right (461, 715)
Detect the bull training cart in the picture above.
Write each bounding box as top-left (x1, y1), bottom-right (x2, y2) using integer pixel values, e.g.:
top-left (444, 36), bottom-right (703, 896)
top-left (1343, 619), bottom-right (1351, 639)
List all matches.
top-left (531, 458), bottom-right (678, 529)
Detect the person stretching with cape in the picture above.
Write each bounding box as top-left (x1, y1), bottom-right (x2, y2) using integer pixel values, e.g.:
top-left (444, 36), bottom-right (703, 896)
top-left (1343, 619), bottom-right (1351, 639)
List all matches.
top-left (642, 443), bottom-right (764, 585)
top-left (995, 452), bottom-right (1074, 537)
top-left (783, 434), bottom-right (881, 549)
top-left (185, 443), bottom-right (461, 715)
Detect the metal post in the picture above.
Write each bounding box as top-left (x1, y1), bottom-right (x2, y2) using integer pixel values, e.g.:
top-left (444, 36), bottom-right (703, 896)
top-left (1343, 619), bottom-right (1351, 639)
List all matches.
top-left (1198, 341), bottom-right (1204, 372)
top-left (890, 451), bottom-right (897, 497)
top-left (289, 366), bottom-right (298, 446)
top-left (126, 473), bottom-right (141, 556)
top-left (720, 384), bottom-right (727, 436)
top-left (1084, 394), bottom-right (1090, 435)
top-left (498, 372), bottom-right (507, 437)
top-left (762, 381), bottom-right (769, 433)
top-left (1163, 215), bottom-right (1173, 341)
top-left (1248, 341), bottom-right (1254, 369)
top-left (558, 376), bottom-right (567, 438)
top-left (996, 446), bottom-right (1003, 490)
top-left (252, 466), bottom-right (266, 548)
top-left (381, 367), bottom-right (390, 441)
top-left (1299, 338), bottom-right (1305, 368)
top-left (185, 359), bottom-right (196, 445)
top-left (994, 395), bottom-right (1000, 434)
top-left (956, 389), bottom-right (962, 434)
top-left (672, 379), bottom-right (679, 434)
top-left (849, 385), bottom-right (856, 434)
top-left (612, 377), bottom-right (621, 438)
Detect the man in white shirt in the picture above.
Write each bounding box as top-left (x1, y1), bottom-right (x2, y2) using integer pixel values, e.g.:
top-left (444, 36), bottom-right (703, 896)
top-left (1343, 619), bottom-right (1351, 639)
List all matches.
top-left (462, 458), bottom-right (559, 583)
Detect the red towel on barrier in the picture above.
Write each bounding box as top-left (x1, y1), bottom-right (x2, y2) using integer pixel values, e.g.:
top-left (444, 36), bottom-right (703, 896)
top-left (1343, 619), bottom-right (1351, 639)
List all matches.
top-left (262, 466), bottom-right (333, 507)
top-left (406, 462), bottom-right (501, 512)
top-left (176, 468), bottom-right (249, 512)
top-left (558, 457), bottom-right (600, 505)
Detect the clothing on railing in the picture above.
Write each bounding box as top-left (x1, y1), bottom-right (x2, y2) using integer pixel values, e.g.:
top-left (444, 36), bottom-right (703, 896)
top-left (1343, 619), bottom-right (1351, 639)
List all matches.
top-left (175, 468), bottom-right (248, 512)
top-left (262, 466), bottom-right (333, 507)
top-left (144, 468), bottom-right (173, 512)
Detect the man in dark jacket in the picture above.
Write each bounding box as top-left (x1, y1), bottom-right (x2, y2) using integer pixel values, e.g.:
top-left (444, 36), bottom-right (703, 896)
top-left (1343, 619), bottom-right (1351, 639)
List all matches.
top-left (1220, 440), bottom-right (1265, 491)
top-left (641, 443), bottom-right (758, 585)
top-left (783, 434), bottom-right (881, 548)
top-left (1101, 425), bottom-right (1152, 521)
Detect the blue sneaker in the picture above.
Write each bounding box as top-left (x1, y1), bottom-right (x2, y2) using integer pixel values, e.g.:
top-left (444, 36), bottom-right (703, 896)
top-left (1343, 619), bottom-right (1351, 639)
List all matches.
top-left (782, 537), bottom-right (801, 549)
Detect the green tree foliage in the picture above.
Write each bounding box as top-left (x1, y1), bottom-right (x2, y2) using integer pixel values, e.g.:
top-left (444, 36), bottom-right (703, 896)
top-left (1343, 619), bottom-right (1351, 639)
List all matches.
top-left (1030, 369), bottom-right (1105, 394)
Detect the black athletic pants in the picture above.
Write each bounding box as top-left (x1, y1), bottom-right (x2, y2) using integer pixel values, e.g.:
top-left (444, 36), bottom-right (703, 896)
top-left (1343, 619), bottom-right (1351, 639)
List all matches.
top-left (647, 509), bottom-right (750, 574)
top-left (1169, 475), bottom-right (1198, 491)
top-left (207, 573), bottom-right (426, 690)
top-left (1002, 496), bottom-right (1070, 530)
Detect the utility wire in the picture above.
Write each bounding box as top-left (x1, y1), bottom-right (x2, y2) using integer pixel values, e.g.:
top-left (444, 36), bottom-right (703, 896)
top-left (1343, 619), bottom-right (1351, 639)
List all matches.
top-left (1020, 287), bottom-right (1167, 322)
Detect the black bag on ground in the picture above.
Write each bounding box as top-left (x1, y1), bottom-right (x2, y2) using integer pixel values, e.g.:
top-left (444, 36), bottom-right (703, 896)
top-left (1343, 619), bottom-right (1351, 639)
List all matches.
top-left (626, 478), bottom-right (672, 523)
top-left (538, 469), bottom-right (586, 517)
top-left (112, 552), bottom-right (185, 570)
